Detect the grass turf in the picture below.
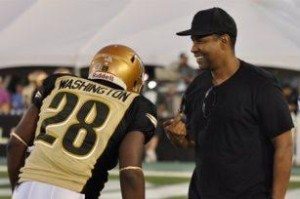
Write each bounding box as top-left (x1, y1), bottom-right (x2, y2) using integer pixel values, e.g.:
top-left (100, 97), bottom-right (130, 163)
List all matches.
top-left (288, 181), bottom-right (300, 190)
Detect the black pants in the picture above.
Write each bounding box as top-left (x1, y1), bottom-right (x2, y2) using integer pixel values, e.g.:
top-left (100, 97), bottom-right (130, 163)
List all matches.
top-left (188, 169), bottom-right (201, 199)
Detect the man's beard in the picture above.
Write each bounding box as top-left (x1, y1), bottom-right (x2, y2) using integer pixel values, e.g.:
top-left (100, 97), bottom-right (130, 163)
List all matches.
top-left (197, 58), bottom-right (210, 70)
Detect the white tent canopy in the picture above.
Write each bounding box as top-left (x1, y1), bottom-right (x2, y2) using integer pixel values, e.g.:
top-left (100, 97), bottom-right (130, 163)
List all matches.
top-left (0, 0), bottom-right (299, 70)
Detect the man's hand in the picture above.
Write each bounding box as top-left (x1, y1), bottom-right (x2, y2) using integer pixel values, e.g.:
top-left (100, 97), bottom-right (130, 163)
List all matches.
top-left (163, 113), bottom-right (194, 148)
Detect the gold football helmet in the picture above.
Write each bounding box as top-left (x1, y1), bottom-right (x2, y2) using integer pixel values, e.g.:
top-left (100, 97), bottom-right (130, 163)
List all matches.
top-left (89, 44), bottom-right (145, 93)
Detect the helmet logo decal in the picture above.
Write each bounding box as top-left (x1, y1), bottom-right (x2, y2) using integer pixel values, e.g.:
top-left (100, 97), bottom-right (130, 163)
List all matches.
top-left (103, 56), bottom-right (112, 72)
top-left (102, 65), bottom-right (109, 72)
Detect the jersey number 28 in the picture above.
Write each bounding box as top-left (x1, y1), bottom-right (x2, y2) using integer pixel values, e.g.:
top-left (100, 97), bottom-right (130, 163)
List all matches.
top-left (36, 92), bottom-right (109, 156)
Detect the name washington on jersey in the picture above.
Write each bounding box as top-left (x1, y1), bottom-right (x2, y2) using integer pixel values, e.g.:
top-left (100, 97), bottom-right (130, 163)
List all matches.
top-left (58, 78), bottom-right (131, 102)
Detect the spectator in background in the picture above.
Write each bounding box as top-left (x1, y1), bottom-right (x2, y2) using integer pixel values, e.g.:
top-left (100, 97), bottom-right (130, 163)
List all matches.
top-left (144, 131), bottom-right (159, 162)
top-left (282, 84), bottom-right (298, 158)
top-left (177, 53), bottom-right (197, 85)
top-left (22, 70), bottom-right (48, 107)
top-left (11, 83), bottom-right (25, 115)
top-left (156, 83), bottom-right (181, 118)
top-left (144, 83), bottom-right (182, 162)
top-left (282, 84), bottom-right (298, 115)
top-left (145, 104), bottom-right (168, 163)
top-left (22, 72), bottom-right (37, 107)
top-left (54, 67), bottom-right (72, 74)
top-left (0, 76), bottom-right (11, 114)
top-left (33, 71), bottom-right (48, 95)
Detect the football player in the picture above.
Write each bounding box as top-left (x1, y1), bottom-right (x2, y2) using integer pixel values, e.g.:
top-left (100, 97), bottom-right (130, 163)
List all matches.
top-left (7, 45), bottom-right (157, 199)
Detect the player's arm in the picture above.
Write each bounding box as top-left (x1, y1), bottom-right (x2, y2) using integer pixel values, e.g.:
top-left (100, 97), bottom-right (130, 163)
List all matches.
top-left (119, 131), bottom-right (145, 199)
top-left (119, 96), bottom-right (157, 199)
top-left (6, 104), bottom-right (39, 190)
top-left (271, 130), bottom-right (293, 199)
top-left (7, 74), bottom-right (60, 191)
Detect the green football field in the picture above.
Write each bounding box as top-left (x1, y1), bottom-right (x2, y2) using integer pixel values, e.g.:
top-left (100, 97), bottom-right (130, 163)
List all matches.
top-left (1, 162), bottom-right (300, 199)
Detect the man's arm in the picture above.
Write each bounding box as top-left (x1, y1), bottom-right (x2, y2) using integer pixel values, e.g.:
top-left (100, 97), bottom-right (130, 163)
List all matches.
top-left (272, 130), bottom-right (293, 199)
top-left (7, 104), bottom-right (39, 190)
top-left (119, 131), bottom-right (145, 199)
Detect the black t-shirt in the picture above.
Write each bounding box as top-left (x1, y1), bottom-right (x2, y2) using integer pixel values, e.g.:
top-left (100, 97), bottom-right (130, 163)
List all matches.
top-left (184, 61), bottom-right (293, 198)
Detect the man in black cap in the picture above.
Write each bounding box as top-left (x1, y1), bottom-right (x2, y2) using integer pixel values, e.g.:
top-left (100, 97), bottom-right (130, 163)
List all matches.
top-left (164, 7), bottom-right (293, 199)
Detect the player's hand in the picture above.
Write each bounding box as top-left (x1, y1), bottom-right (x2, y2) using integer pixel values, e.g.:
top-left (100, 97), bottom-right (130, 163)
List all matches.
top-left (163, 113), bottom-right (192, 148)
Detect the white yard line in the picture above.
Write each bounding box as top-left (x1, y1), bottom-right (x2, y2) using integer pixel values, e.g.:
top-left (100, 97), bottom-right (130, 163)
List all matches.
top-left (0, 179), bottom-right (9, 185)
top-left (0, 166), bottom-right (6, 172)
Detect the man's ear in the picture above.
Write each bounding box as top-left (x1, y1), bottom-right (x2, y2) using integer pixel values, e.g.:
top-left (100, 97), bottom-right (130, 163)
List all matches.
top-left (219, 34), bottom-right (231, 50)
top-left (221, 34), bottom-right (230, 44)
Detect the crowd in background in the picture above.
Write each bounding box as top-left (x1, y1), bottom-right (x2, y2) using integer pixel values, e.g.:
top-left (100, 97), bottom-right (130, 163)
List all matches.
top-left (0, 68), bottom-right (71, 115)
top-left (0, 54), bottom-right (299, 162)
top-left (0, 53), bottom-right (198, 116)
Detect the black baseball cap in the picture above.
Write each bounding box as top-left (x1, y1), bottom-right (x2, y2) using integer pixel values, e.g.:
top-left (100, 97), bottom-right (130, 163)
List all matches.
top-left (176, 7), bottom-right (237, 38)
